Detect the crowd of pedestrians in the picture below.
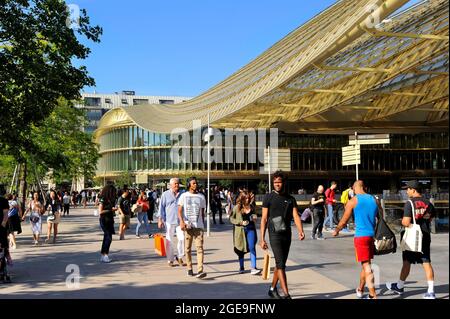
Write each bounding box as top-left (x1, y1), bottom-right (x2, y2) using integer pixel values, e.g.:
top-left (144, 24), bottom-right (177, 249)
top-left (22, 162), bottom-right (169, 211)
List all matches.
top-left (0, 174), bottom-right (441, 300)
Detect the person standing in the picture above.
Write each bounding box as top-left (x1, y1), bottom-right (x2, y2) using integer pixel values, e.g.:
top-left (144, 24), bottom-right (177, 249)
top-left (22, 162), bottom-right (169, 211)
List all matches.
top-left (7, 194), bottom-right (22, 250)
top-left (178, 177), bottom-right (207, 279)
top-left (81, 190), bottom-right (87, 208)
top-left (22, 192), bottom-right (44, 246)
top-left (63, 191), bottom-right (71, 217)
top-left (0, 185), bottom-right (12, 283)
top-left (117, 188), bottom-right (131, 240)
top-left (333, 180), bottom-right (378, 299)
top-left (260, 171), bottom-right (305, 299)
top-left (45, 190), bottom-right (62, 244)
top-left (147, 189), bottom-right (156, 224)
top-left (98, 184), bottom-right (118, 263)
top-left (136, 191), bottom-right (152, 238)
top-left (230, 190), bottom-right (261, 275)
top-left (324, 181), bottom-right (338, 230)
top-left (310, 185), bottom-right (326, 240)
top-left (386, 180), bottom-right (437, 299)
top-left (159, 178), bottom-right (186, 267)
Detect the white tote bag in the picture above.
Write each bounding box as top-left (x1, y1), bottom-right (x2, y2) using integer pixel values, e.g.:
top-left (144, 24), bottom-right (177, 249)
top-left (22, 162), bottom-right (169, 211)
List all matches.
top-left (400, 200), bottom-right (423, 253)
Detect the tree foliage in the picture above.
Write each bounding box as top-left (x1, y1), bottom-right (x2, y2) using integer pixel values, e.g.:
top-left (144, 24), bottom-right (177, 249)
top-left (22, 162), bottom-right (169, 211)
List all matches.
top-left (0, 0), bottom-right (102, 160)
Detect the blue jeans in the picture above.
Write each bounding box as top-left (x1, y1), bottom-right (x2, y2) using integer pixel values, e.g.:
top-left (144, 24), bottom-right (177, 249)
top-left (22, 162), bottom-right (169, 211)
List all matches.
top-left (238, 226), bottom-right (257, 269)
top-left (324, 204), bottom-right (335, 229)
top-left (136, 212), bottom-right (151, 236)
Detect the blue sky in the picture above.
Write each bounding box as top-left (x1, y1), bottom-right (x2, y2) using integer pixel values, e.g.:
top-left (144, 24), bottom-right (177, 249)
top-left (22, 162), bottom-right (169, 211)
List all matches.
top-left (75, 0), bottom-right (422, 97)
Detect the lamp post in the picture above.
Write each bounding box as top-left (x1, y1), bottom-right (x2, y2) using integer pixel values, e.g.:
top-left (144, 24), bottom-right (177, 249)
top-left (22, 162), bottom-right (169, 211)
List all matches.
top-left (205, 113), bottom-right (213, 237)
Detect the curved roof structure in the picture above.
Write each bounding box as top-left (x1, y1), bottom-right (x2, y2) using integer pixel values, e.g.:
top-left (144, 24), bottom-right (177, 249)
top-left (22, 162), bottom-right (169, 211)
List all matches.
top-left (95, 0), bottom-right (449, 139)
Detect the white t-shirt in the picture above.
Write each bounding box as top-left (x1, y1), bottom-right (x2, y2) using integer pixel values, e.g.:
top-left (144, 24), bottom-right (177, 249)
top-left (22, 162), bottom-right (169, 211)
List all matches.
top-left (178, 192), bottom-right (206, 229)
top-left (63, 195), bottom-right (71, 204)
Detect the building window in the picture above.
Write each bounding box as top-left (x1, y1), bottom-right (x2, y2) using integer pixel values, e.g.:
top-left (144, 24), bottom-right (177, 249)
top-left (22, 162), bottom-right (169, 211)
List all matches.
top-left (133, 99), bottom-right (149, 105)
top-left (105, 98), bottom-right (112, 104)
top-left (159, 99), bottom-right (174, 104)
top-left (121, 99), bottom-right (128, 105)
top-left (84, 97), bottom-right (101, 107)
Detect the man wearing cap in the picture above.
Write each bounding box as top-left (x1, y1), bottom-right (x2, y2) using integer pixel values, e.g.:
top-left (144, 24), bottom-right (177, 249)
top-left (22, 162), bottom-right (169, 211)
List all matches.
top-left (386, 180), bottom-right (437, 299)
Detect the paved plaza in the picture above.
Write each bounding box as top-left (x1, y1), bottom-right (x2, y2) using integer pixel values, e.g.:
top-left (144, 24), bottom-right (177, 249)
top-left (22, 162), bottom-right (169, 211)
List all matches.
top-left (1, 207), bottom-right (448, 299)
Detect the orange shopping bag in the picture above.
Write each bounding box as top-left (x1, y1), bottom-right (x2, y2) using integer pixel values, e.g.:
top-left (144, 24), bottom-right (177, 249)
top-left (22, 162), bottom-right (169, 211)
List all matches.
top-left (154, 234), bottom-right (166, 257)
top-left (262, 250), bottom-right (271, 280)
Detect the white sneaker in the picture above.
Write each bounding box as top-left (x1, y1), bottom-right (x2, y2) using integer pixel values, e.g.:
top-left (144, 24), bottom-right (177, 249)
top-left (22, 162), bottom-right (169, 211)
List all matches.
top-left (251, 268), bottom-right (262, 275)
top-left (101, 255), bottom-right (112, 263)
top-left (356, 288), bottom-right (364, 299)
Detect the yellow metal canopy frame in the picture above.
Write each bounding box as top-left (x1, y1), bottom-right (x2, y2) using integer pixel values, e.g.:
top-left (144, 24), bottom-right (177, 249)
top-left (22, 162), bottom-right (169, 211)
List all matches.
top-left (94, 0), bottom-right (449, 141)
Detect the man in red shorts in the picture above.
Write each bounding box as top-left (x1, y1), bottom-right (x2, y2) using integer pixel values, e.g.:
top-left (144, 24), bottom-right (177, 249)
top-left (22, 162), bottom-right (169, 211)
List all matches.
top-left (333, 180), bottom-right (378, 299)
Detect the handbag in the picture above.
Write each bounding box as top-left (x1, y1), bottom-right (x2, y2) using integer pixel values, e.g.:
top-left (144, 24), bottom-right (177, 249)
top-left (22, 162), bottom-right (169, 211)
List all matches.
top-left (400, 200), bottom-right (423, 253)
top-left (373, 205), bottom-right (397, 255)
top-left (269, 197), bottom-right (291, 233)
top-left (30, 215), bottom-right (40, 224)
top-left (262, 251), bottom-right (272, 280)
top-left (154, 233), bottom-right (166, 257)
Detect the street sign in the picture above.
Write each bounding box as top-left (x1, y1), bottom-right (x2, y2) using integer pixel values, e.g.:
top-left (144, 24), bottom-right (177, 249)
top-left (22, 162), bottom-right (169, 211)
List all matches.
top-left (342, 145), bottom-right (361, 166)
top-left (349, 134), bottom-right (390, 145)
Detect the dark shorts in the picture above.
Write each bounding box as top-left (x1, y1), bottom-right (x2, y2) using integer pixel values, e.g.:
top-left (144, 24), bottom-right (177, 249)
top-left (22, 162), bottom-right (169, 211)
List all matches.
top-left (354, 236), bottom-right (374, 263)
top-left (269, 231), bottom-right (291, 270)
top-left (402, 232), bottom-right (431, 264)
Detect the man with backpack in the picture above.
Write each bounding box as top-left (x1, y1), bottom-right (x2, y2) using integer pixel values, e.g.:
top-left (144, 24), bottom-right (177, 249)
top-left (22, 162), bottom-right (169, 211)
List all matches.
top-left (386, 180), bottom-right (436, 299)
top-left (333, 180), bottom-right (378, 299)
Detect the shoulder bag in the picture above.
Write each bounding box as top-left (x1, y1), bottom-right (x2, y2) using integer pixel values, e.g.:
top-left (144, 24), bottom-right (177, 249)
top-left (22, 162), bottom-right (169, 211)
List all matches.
top-left (400, 200), bottom-right (423, 253)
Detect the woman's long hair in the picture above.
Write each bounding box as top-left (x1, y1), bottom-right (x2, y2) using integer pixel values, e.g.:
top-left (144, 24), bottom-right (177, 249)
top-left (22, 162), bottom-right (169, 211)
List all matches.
top-left (100, 184), bottom-right (117, 208)
top-left (236, 190), bottom-right (250, 212)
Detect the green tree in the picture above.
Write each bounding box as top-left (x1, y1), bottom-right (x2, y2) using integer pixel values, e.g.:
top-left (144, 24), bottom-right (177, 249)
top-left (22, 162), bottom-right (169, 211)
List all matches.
top-left (257, 180), bottom-right (268, 194)
top-left (218, 179), bottom-right (232, 190)
top-left (0, 0), bottom-right (102, 158)
top-left (115, 171), bottom-right (134, 190)
top-left (1, 0), bottom-right (101, 206)
top-left (29, 98), bottom-right (100, 185)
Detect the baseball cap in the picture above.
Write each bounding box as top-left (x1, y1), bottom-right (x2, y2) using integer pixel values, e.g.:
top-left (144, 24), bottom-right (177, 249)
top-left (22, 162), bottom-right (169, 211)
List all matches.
top-left (401, 180), bottom-right (420, 190)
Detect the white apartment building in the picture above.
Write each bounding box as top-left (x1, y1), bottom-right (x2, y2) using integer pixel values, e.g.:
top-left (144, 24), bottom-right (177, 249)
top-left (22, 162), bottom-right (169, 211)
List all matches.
top-left (76, 91), bottom-right (192, 133)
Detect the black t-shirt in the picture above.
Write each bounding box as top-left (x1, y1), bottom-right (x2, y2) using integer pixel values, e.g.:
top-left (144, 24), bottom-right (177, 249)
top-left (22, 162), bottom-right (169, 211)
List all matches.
top-left (118, 196), bottom-right (131, 215)
top-left (262, 192), bottom-right (298, 233)
top-left (311, 192), bottom-right (326, 210)
top-left (403, 197), bottom-right (435, 235)
top-left (0, 196), bottom-right (9, 222)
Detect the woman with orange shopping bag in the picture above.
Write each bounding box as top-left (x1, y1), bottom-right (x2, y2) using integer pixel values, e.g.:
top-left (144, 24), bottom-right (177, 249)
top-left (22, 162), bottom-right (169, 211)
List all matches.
top-left (260, 171), bottom-right (305, 299)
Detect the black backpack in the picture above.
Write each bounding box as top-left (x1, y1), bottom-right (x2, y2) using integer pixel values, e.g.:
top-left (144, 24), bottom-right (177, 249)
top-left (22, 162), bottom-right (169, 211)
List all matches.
top-left (373, 200), bottom-right (397, 255)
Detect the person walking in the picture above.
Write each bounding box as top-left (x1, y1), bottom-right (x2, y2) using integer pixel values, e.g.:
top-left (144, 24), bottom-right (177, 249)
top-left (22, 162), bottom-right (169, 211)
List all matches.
top-left (117, 188), bottom-right (131, 240)
top-left (386, 180), bottom-right (437, 299)
top-left (324, 181), bottom-right (338, 230)
top-left (226, 190), bottom-right (234, 217)
top-left (178, 177), bottom-right (207, 279)
top-left (81, 190), bottom-right (87, 208)
top-left (260, 171), bottom-right (305, 299)
top-left (333, 180), bottom-right (378, 299)
top-left (6, 194), bottom-right (22, 250)
top-left (136, 191), bottom-right (152, 238)
top-left (230, 190), bottom-right (261, 275)
top-left (159, 178), bottom-right (186, 267)
top-left (22, 192), bottom-right (44, 246)
top-left (62, 191), bottom-right (71, 217)
top-left (147, 189), bottom-right (156, 224)
top-left (310, 185), bottom-right (326, 240)
top-left (0, 185), bottom-right (12, 283)
top-left (45, 190), bottom-right (62, 244)
top-left (98, 184), bottom-right (118, 263)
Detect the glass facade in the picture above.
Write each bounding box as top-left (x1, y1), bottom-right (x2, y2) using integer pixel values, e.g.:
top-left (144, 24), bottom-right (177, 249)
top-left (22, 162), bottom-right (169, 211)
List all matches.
top-left (97, 127), bottom-right (448, 176)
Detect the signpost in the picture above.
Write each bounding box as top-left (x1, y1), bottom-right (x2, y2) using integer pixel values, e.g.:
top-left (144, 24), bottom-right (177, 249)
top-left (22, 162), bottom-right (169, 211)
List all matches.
top-left (342, 133), bottom-right (390, 181)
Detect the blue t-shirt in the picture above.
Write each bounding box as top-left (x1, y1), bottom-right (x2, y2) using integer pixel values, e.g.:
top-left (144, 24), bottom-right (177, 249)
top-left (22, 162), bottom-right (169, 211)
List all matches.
top-left (353, 194), bottom-right (377, 238)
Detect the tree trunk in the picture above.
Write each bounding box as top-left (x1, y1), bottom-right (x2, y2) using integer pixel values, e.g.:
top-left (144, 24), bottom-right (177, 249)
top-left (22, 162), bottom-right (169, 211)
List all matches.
top-left (19, 161), bottom-right (27, 213)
